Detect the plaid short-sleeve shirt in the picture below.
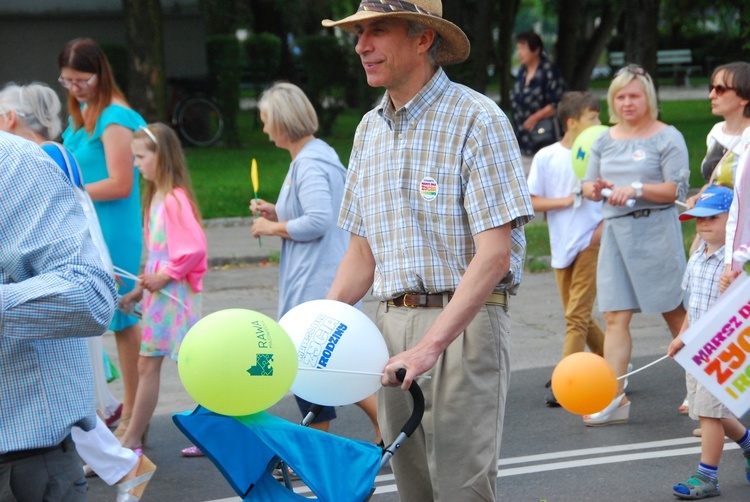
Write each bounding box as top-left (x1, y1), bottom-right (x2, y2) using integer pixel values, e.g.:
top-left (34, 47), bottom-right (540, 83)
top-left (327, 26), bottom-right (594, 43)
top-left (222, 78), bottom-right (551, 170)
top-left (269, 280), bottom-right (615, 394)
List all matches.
top-left (683, 242), bottom-right (725, 325)
top-left (338, 69), bottom-right (534, 301)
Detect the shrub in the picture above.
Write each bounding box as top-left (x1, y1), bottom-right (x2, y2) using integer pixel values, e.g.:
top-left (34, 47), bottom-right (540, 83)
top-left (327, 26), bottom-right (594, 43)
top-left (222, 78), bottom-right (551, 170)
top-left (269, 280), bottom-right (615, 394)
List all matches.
top-left (242, 33), bottom-right (282, 91)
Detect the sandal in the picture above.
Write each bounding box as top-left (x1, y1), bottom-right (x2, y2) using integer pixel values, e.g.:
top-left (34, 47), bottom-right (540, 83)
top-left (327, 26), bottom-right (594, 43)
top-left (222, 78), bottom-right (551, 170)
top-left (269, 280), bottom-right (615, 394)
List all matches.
top-left (83, 464), bottom-right (98, 478)
top-left (744, 451), bottom-right (750, 483)
top-left (672, 472), bottom-right (720, 499)
top-left (181, 445), bottom-right (205, 457)
top-left (116, 455), bottom-right (156, 502)
top-left (679, 398), bottom-right (689, 414)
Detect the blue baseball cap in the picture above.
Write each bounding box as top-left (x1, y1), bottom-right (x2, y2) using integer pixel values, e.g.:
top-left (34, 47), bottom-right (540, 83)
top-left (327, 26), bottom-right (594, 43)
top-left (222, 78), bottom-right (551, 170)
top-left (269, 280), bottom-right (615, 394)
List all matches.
top-left (679, 185), bottom-right (733, 221)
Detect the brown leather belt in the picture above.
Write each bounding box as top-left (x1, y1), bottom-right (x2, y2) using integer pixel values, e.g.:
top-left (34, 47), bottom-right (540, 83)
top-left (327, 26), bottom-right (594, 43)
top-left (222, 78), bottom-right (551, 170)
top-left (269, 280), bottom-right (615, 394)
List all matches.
top-left (386, 291), bottom-right (507, 308)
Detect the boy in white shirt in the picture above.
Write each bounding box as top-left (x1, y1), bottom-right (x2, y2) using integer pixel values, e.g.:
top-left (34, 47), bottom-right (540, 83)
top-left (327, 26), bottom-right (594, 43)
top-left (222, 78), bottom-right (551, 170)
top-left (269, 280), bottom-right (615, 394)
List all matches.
top-left (527, 92), bottom-right (605, 406)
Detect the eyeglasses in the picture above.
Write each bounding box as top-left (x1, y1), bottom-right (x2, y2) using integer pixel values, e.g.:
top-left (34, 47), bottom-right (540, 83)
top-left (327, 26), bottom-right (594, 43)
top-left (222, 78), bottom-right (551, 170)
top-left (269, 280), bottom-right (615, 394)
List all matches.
top-left (709, 84), bottom-right (735, 96)
top-left (58, 74), bottom-right (97, 90)
top-left (615, 64), bottom-right (649, 78)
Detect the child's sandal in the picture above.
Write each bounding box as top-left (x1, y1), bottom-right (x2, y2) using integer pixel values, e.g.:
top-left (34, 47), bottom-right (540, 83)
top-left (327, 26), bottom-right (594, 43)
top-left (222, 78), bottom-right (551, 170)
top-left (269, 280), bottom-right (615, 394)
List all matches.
top-left (672, 472), bottom-right (720, 499)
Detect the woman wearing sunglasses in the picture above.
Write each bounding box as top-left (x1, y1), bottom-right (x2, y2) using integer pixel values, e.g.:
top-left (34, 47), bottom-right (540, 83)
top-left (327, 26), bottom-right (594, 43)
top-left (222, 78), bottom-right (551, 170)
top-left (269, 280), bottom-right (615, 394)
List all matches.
top-left (690, 63), bottom-right (750, 203)
top-left (58, 38), bottom-right (147, 443)
top-left (581, 64), bottom-right (689, 426)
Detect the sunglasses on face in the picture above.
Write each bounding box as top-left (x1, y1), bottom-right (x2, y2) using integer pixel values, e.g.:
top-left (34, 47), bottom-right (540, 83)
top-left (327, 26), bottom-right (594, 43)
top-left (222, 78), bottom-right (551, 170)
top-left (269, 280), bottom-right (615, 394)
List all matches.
top-left (709, 84), bottom-right (735, 96)
top-left (615, 64), bottom-right (650, 79)
top-left (58, 74), bottom-right (97, 90)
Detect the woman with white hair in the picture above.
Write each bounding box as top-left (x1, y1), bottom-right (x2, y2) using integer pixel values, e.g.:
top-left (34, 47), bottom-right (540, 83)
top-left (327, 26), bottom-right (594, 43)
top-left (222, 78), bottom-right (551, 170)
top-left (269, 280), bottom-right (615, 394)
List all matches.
top-left (248, 83), bottom-right (381, 466)
top-left (0, 82), bottom-right (155, 501)
top-left (581, 65), bottom-right (689, 426)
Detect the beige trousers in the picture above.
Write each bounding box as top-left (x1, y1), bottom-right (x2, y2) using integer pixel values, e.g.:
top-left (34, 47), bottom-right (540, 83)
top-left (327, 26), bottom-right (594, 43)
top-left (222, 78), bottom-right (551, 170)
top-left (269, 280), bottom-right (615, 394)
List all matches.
top-left (553, 244), bottom-right (605, 358)
top-left (376, 300), bottom-right (511, 501)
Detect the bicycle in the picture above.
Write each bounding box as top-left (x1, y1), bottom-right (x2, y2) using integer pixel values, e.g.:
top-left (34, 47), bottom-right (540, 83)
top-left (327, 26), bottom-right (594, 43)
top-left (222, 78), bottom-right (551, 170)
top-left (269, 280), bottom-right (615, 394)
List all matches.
top-left (167, 76), bottom-right (224, 147)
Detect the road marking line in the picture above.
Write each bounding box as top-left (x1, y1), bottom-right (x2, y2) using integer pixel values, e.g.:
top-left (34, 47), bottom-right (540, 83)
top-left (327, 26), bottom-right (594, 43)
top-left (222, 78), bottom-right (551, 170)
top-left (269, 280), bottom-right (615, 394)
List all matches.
top-left (499, 436), bottom-right (702, 465)
top-left (207, 439), bottom-right (738, 500)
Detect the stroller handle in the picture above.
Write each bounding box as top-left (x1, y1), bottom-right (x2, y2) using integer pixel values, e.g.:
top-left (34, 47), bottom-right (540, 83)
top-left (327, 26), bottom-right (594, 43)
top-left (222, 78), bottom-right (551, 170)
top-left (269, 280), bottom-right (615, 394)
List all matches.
top-left (395, 369), bottom-right (425, 437)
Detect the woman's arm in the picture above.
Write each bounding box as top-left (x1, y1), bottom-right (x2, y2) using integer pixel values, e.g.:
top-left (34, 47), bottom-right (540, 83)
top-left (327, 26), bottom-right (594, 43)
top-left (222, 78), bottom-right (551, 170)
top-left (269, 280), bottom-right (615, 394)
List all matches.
top-left (86, 124), bottom-right (135, 201)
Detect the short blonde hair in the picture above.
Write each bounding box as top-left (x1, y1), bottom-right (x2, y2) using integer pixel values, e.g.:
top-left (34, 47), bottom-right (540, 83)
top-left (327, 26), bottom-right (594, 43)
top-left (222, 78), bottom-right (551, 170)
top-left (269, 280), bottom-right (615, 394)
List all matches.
top-left (258, 82), bottom-right (318, 142)
top-left (607, 66), bottom-right (658, 124)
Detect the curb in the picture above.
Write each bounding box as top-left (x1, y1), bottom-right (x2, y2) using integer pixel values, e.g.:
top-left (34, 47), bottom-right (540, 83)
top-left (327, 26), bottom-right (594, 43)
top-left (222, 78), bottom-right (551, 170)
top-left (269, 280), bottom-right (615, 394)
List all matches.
top-left (204, 216), bottom-right (253, 228)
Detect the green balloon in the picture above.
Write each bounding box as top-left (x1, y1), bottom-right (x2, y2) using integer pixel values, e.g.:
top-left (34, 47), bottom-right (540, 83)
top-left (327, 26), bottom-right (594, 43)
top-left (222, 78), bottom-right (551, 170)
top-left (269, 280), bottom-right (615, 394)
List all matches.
top-left (178, 309), bottom-right (298, 416)
top-left (571, 125), bottom-right (609, 180)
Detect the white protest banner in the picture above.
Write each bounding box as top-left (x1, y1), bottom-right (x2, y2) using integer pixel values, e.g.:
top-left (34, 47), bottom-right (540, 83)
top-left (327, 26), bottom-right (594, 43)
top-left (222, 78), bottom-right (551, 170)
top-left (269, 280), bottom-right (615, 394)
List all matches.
top-left (674, 273), bottom-right (750, 418)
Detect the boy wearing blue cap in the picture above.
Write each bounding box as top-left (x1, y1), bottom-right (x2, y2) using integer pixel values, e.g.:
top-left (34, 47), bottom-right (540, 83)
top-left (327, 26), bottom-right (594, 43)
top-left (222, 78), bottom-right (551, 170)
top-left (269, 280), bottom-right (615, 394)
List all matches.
top-left (669, 185), bottom-right (750, 499)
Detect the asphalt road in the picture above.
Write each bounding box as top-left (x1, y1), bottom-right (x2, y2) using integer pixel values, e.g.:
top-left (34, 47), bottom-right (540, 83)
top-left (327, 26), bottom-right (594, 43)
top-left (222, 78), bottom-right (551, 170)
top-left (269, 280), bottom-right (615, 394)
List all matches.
top-left (85, 264), bottom-right (750, 501)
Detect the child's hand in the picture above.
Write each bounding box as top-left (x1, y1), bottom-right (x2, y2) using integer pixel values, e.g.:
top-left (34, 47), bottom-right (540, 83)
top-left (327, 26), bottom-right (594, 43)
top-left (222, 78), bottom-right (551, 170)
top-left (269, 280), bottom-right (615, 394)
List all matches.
top-left (119, 285), bottom-right (144, 309)
top-left (140, 272), bottom-right (171, 292)
top-left (668, 336), bottom-right (685, 358)
top-left (718, 265), bottom-right (740, 293)
top-left (249, 199), bottom-right (278, 221)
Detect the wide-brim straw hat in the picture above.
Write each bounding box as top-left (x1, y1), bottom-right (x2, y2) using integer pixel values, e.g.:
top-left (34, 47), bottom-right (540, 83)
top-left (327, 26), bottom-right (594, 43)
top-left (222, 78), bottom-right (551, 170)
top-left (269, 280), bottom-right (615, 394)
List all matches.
top-left (322, 0), bottom-right (470, 66)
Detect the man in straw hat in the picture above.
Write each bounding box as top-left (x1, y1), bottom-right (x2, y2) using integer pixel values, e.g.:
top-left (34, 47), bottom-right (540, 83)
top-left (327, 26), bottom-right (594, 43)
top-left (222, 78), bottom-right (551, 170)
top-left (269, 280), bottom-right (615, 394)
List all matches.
top-left (324, 1), bottom-right (533, 499)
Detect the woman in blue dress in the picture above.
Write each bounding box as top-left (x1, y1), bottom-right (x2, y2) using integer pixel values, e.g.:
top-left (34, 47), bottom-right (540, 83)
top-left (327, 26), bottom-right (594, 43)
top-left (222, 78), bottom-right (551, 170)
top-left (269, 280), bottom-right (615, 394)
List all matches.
top-left (59, 38), bottom-right (146, 439)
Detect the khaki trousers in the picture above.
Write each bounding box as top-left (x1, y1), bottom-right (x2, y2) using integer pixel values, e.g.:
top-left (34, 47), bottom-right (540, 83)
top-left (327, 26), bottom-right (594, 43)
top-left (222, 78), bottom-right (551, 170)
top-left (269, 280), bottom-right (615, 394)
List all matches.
top-left (553, 244), bottom-right (605, 358)
top-left (376, 300), bottom-right (511, 501)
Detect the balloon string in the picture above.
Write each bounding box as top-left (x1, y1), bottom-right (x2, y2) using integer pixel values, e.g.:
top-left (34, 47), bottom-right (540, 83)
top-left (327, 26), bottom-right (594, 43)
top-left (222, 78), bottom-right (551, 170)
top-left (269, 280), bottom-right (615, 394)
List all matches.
top-left (113, 265), bottom-right (187, 308)
top-left (297, 367), bottom-right (431, 379)
top-left (616, 354), bottom-right (670, 381)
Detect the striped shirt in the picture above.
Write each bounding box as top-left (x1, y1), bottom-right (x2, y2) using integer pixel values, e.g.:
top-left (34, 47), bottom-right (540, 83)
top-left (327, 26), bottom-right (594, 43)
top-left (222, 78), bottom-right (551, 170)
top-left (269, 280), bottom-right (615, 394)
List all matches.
top-left (682, 242), bottom-right (725, 325)
top-left (0, 132), bottom-right (116, 453)
top-left (339, 69), bottom-right (533, 301)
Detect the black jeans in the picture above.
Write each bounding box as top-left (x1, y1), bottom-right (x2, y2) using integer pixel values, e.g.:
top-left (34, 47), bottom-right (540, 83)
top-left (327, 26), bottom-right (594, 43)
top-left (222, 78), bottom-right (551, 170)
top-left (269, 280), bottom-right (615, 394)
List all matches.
top-left (0, 436), bottom-right (86, 502)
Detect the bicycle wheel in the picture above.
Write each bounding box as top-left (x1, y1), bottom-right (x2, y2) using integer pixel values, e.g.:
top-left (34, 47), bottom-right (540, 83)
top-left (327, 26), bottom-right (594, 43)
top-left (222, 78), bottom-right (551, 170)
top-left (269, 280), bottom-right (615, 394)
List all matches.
top-left (176, 97), bottom-right (224, 147)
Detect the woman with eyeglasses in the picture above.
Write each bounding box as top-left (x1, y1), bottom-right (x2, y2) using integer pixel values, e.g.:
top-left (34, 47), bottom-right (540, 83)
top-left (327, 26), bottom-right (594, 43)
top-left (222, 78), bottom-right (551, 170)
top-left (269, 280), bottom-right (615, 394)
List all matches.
top-left (58, 38), bottom-right (147, 442)
top-left (581, 64), bottom-right (689, 426)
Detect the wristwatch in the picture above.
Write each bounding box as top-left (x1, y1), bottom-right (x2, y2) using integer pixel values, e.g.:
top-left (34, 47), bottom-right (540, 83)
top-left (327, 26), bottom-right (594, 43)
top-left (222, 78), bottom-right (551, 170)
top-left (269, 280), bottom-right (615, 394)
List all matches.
top-left (631, 181), bottom-right (643, 198)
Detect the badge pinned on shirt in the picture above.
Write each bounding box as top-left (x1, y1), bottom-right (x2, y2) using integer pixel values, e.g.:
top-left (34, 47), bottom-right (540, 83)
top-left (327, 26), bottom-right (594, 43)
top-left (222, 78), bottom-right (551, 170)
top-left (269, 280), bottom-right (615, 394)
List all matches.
top-left (632, 150), bottom-right (646, 161)
top-left (420, 177), bottom-right (438, 201)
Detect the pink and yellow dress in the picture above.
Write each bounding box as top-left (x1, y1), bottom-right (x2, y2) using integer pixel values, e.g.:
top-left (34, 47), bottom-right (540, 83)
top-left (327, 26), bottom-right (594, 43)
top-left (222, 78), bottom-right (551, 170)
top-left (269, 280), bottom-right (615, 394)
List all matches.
top-left (141, 188), bottom-right (207, 360)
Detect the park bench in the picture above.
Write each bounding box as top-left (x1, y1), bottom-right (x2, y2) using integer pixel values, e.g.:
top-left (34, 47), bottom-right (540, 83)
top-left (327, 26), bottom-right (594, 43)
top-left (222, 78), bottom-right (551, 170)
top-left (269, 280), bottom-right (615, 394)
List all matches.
top-left (609, 49), bottom-right (701, 87)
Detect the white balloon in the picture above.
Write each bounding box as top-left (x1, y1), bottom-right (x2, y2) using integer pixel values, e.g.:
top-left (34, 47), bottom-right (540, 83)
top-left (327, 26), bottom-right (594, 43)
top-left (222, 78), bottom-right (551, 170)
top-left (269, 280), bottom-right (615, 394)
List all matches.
top-left (278, 300), bottom-right (389, 406)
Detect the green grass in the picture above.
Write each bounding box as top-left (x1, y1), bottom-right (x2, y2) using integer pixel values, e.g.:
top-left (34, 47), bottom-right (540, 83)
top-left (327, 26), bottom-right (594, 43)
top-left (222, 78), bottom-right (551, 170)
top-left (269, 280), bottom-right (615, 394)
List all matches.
top-left (184, 109), bottom-right (358, 219)
top-left (523, 218), bottom-right (698, 272)
top-left (183, 98), bottom-right (709, 263)
top-left (187, 99), bottom-right (713, 220)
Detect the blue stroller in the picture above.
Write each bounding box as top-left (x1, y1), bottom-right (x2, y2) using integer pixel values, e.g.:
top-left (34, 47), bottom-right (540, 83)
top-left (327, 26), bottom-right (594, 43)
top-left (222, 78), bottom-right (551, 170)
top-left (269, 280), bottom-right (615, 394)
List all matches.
top-left (173, 371), bottom-right (424, 501)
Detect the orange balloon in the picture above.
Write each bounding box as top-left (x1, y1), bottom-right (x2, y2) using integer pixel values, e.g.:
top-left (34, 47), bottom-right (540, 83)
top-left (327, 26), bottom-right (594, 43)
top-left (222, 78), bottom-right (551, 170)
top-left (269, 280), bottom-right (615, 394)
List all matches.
top-left (551, 352), bottom-right (618, 415)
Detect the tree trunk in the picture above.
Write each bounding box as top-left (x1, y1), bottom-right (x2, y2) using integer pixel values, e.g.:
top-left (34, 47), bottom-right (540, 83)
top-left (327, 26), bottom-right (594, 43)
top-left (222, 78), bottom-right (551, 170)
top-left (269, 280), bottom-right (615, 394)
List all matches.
top-left (469, 0), bottom-right (494, 93)
top-left (624, 0), bottom-right (660, 91)
top-left (570, 4), bottom-right (624, 90)
top-left (122, 0), bottom-right (167, 121)
top-left (496, 0), bottom-right (520, 113)
top-left (556, 0), bottom-right (582, 87)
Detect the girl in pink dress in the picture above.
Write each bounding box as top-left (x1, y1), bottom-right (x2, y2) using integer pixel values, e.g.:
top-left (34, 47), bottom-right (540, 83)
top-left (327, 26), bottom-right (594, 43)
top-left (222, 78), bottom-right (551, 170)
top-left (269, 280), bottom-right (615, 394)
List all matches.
top-left (119, 123), bottom-right (207, 454)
